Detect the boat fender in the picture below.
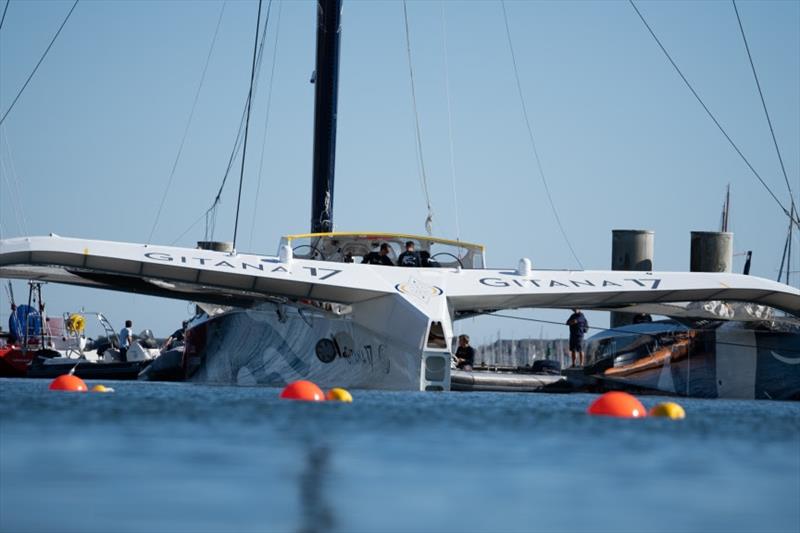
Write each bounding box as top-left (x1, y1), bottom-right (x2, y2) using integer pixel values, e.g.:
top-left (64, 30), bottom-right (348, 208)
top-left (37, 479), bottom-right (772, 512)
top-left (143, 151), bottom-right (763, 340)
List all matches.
top-left (279, 244), bottom-right (293, 265)
top-left (517, 257), bottom-right (531, 276)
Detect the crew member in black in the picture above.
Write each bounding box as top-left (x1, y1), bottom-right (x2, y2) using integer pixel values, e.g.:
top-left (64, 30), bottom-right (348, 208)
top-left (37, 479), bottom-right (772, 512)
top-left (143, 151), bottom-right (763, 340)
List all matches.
top-left (455, 334), bottom-right (475, 370)
top-left (362, 243), bottom-right (393, 266)
top-left (566, 308), bottom-right (589, 367)
top-left (397, 241), bottom-right (421, 267)
top-left (163, 321), bottom-right (187, 351)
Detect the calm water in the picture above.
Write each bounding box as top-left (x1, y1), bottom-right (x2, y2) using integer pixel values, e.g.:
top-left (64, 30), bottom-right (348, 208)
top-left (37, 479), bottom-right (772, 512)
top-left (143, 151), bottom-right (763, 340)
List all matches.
top-left (1, 378), bottom-right (798, 533)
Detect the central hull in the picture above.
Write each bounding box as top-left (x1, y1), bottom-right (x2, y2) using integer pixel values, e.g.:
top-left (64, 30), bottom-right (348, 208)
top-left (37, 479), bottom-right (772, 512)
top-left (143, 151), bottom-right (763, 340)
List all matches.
top-left (184, 304), bottom-right (426, 390)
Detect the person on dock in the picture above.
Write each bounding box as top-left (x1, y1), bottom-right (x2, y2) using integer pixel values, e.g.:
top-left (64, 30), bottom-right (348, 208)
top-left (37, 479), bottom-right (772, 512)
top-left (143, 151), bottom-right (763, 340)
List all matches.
top-left (119, 320), bottom-right (134, 362)
top-left (455, 334), bottom-right (475, 370)
top-left (566, 309), bottom-right (588, 367)
top-left (362, 243), bottom-right (393, 266)
top-left (397, 241), bottom-right (421, 267)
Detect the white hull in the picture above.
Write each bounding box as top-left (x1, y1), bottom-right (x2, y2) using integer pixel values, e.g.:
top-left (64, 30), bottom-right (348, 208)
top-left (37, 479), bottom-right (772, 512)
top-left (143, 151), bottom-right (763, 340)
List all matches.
top-left (185, 303), bottom-right (440, 391)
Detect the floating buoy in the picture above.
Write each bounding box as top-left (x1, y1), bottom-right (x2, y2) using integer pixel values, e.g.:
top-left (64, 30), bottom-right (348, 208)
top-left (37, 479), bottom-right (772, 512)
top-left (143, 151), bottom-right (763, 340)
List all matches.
top-left (326, 387), bottom-right (353, 402)
top-left (91, 384), bottom-right (115, 393)
top-left (587, 391), bottom-right (646, 418)
top-left (280, 380), bottom-right (325, 401)
top-left (649, 402), bottom-right (685, 419)
top-left (49, 374), bottom-right (88, 392)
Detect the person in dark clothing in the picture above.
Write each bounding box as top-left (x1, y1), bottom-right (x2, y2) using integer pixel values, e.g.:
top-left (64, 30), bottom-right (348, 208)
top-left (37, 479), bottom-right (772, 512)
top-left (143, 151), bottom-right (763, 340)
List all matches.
top-left (397, 241), bottom-right (421, 267)
top-left (566, 309), bottom-right (588, 367)
top-left (455, 334), bottom-right (475, 370)
top-left (163, 321), bottom-right (187, 350)
top-left (7, 304), bottom-right (17, 345)
top-left (362, 243), bottom-right (393, 266)
top-left (633, 313), bottom-right (653, 324)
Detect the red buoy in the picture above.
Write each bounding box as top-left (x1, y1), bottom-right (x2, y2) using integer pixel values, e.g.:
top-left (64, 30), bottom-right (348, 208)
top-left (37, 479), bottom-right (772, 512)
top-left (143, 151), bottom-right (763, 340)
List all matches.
top-left (280, 380), bottom-right (325, 401)
top-left (587, 391), bottom-right (646, 418)
top-left (49, 374), bottom-right (88, 392)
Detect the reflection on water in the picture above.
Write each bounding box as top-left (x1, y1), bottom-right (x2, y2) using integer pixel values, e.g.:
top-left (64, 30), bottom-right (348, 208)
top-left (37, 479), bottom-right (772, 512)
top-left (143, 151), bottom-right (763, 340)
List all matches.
top-left (298, 446), bottom-right (335, 533)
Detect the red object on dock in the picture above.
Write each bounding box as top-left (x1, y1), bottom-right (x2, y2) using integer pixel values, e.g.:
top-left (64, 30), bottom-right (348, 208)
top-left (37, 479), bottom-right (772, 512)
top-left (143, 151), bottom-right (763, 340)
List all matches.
top-left (587, 391), bottom-right (647, 418)
top-left (49, 374), bottom-right (88, 392)
top-left (280, 380), bottom-right (325, 401)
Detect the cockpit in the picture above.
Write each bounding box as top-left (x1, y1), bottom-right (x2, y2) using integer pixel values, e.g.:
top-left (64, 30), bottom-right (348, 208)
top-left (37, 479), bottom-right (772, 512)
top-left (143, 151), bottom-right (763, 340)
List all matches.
top-left (280, 232), bottom-right (486, 269)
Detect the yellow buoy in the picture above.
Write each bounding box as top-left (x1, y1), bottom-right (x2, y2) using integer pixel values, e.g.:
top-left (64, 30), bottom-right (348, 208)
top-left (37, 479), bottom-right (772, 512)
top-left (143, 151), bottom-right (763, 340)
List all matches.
top-left (326, 388), bottom-right (353, 403)
top-left (648, 402), bottom-right (685, 419)
top-left (91, 384), bottom-right (115, 393)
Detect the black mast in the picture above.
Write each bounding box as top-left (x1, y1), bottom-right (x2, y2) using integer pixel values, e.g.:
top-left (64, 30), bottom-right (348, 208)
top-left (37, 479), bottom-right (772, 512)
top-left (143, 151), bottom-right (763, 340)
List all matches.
top-left (310, 0), bottom-right (342, 234)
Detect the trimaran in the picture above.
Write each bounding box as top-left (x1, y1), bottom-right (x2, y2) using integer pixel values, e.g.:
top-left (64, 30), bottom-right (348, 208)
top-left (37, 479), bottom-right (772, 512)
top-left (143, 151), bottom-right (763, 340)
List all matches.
top-left (1, 0), bottom-right (798, 391)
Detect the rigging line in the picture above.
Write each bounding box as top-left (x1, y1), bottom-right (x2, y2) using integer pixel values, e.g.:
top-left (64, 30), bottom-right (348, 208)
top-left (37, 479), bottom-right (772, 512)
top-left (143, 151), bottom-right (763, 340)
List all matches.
top-left (1, 126), bottom-right (28, 235)
top-left (0, 157), bottom-right (24, 236)
top-left (484, 312), bottom-right (800, 355)
top-left (0, 0), bottom-right (79, 126)
top-left (170, 210), bottom-right (208, 246)
top-left (440, 1), bottom-right (460, 242)
top-left (628, 0), bottom-right (799, 229)
top-left (147, 1), bottom-right (227, 245)
top-left (203, 0), bottom-right (273, 240)
top-left (0, 0), bottom-right (9, 32)
top-left (402, 0), bottom-right (434, 235)
top-left (732, 0), bottom-right (795, 204)
top-left (0, 155), bottom-right (26, 236)
top-left (248, 0), bottom-right (282, 252)
top-left (500, 1), bottom-right (584, 269)
top-left (232, 0), bottom-right (264, 251)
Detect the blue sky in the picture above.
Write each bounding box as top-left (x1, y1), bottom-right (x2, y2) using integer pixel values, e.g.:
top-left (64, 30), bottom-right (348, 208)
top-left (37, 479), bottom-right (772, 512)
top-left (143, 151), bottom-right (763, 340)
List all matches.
top-left (1, 0), bottom-right (798, 343)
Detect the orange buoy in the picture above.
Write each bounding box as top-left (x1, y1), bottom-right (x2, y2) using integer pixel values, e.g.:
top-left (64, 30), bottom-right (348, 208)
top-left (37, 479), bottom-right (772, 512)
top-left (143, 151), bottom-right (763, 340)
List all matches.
top-left (280, 380), bottom-right (325, 401)
top-left (49, 374), bottom-right (88, 392)
top-left (587, 391), bottom-right (647, 418)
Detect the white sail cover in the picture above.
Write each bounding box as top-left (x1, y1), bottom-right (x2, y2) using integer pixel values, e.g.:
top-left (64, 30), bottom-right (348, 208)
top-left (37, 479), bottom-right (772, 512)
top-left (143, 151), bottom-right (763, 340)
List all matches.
top-left (1, 236), bottom-right (798, 317)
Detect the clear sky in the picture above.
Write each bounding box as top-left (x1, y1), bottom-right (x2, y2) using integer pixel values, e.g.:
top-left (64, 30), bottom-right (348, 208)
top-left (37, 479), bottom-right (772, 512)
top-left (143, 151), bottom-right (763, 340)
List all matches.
top-left (1, 0), bottom-right (798, 344)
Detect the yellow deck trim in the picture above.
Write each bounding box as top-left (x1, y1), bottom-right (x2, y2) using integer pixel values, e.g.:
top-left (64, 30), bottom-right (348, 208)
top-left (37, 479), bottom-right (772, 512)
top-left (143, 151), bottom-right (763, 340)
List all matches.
top-left (284, 231), bottom-right (485, 251)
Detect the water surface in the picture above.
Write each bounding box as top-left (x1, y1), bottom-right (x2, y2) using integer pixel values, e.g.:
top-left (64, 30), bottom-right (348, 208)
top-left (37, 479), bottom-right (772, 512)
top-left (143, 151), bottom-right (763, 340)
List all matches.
top-left (1, 379), bottom-right (798, 532)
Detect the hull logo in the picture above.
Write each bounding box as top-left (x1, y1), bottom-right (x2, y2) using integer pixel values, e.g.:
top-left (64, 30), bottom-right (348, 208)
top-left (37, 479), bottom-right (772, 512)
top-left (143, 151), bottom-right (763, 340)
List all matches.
top-left (395, 279), bottom-right (443, 303)
top-left (771, 350), bottom-right (800, 365)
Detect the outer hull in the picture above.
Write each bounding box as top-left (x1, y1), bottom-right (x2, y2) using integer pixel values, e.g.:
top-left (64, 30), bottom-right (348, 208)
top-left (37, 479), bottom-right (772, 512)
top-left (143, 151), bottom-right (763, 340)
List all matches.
top-left (593, 328), bottom-right (800, 400)
top-left (184, 304), bottom-right (426, 390)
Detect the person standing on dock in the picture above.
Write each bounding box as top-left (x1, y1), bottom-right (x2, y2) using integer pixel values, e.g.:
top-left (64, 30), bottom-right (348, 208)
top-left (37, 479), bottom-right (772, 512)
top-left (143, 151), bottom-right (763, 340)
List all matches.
top-left (119, 320), bottom-right (134, 362)
top-left (566, 309), bottom-right (588, 367)
top-left (455, 334), bottom-right (475, 370)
